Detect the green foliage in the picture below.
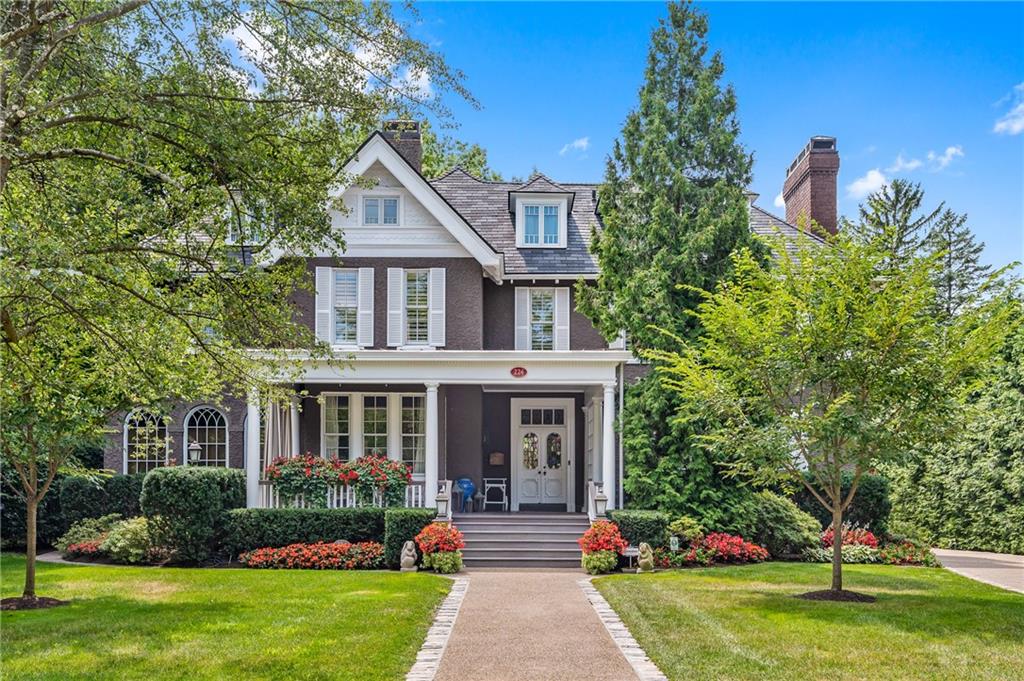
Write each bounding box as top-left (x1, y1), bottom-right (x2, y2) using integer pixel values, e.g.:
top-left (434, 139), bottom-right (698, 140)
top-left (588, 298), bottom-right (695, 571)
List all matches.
top-left (384, 508), bottom-right (438, 568)
top-left (0, 470), bottom-right (65, 549)
top-left (578, 1), bottom-right (759, 352)
top-left (224, 508), bottom-right (386, 556)
top-left (621, 375), bottom-right (761, 536)
top-left (651, 228), bottom-right (1016, 589)
top-left (422, 551), bottom-right (463, 574)
top-left (101, 517), bottom-right (153, 564)
top-left (924, 209), bottom-right (993, 321)
top-left (56, 514), bottom-right (123, 553)
top-left (581, 550), bottom-right (619, 575)
top-left (609, 510), bottom-right (671, 548)
top-left (885, 317), bottom-right (1024, 554)
top-left (845, 179), bottom-right (943, 270)
top-left (751, 491), bottom-right (820, 558)
top-left (667, 516), bottom-right (704, 543)
top-left (802, 545), bottom-right (879, 564)
top-left (790, 471), bottom-right (892, 536)
top-left (419, 120), bottom-right (501, 180)
top-left (141, 467), bottom-right (244, 563)
top-left (59, 473), bottom-right (147, 527)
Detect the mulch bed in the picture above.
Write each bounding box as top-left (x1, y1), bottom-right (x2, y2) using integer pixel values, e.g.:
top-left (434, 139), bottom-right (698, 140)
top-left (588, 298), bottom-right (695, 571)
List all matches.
top-left (1, 596), bottom-right (70, 611)
top-left (796, 589), bottom-right (877, 603)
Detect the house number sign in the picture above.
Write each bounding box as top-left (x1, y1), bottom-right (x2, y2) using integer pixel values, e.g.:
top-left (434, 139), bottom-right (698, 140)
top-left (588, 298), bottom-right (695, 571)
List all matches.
top-left (510, 366), bottom-right (527, 378)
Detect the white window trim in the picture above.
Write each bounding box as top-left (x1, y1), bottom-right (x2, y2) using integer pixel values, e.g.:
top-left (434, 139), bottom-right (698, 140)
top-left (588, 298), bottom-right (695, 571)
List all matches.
top-left (403, 269), bottom-right (430, 346)
top-left (515, 196), bottom-right (568, 248)
top-left (398, 392), bottom-right (427, 480)
top-left (332, 268), bottom-right (360, 348)
top-left (182, 405), bottom-right (229, 468)
top-left (123, 408), bottom-right (170, 474)
top-left (320, 392), bottom-right (353, 460)
top-left (362, 194), bottom-right (401, 226)
top-left (320, 391), bottom-right (426, 471)
top-left (528, 287), bottom-right (556, 351)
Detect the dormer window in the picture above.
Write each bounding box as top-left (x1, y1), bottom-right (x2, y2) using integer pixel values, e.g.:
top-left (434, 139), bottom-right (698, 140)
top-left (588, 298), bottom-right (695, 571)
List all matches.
top-left (514, 196), bottom-right (568, 248)
top-left (363, 196), bottom-right (399, 225)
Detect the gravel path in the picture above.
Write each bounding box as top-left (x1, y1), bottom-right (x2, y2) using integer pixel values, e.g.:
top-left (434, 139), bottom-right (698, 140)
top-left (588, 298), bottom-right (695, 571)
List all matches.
top-left (932, 548), bottom-right (1024, 594)
top-left (434, 570), bottom-right (639, 681)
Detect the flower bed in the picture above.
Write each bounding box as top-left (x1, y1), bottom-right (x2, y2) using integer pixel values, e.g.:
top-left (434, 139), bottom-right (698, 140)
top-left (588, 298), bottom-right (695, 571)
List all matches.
top-left (822, 524), bottom-right (878, 549)
top-left (414, 522), bottom-right (464, 574)
top-left (654, 531), bottom-right (768, 569)
top-left (578, 521), bottom-right (628, 574)
top-left (265, 454), bottom-right (411, 508)
top-left (239, 541), bottom-right (385, 569)
top-left (64, 539), bottom-right (105, 559)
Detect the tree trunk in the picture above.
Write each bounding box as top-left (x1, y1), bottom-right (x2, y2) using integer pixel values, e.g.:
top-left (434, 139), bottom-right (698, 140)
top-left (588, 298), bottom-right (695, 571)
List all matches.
top-left (23, 495), bottom-right (38, 600)
top-left (831, 503), bottom-right (843, 592)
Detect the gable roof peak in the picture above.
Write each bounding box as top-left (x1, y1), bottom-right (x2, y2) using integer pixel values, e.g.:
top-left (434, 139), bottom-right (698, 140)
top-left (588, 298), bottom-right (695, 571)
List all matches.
top-left (514, 173), bottom-right (572, 194)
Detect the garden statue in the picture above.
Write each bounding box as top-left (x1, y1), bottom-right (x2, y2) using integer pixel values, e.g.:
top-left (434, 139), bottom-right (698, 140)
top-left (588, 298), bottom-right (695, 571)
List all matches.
top-left (637, 542), bottom-right (655, 573)
top-left (400, 540), bottom-right (418, 572)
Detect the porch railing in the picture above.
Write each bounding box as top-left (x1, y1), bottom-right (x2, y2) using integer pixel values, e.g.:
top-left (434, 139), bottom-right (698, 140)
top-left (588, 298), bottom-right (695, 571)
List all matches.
top-left (258, 479), bottom-right (426, 509)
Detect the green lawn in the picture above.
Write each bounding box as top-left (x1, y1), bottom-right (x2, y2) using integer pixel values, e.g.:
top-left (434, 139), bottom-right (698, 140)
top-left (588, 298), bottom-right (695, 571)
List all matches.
top-left (1, 555), bottom-right (449, 680)
top-left (596, 562), bottom-right (1024, 681)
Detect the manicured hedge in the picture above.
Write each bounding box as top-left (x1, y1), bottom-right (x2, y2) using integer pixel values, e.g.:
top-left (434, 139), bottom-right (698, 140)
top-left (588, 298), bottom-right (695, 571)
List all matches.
top-left (0, 470), bottom-right (65, 549)
top-left (384, 508), bottom-right (437, 567)
top-left (60, 473), bottom-right (146, 527)
top-left (609, 509), bottom-right (670, 548)
top-left (141, 467), bottom-right (245, 563)
top-left (224, 508), bottom-right (386, 557)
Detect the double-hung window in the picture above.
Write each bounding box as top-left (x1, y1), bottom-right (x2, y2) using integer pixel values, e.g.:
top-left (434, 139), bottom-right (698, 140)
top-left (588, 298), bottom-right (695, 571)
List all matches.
top-left (542, 206), bottom-right (559, 244)
top-left (404, 270), bottom-right (429, 345)
top-left (323, 395), bottom-right (350, 460)
top-left (333, 270), bottom-right (358, 345)
top-left (516, 197), bottom-right (567, 248)
top-left (401, 396), bottom-right (425, 476)
top-left (523, 205), bottom-right (540, 244)
top-left (363, 196), bottom-right (399, 225)
top-left (362, 395), bottom-right (388, 455)
top-left (529, 289), bottom-right (555, 351)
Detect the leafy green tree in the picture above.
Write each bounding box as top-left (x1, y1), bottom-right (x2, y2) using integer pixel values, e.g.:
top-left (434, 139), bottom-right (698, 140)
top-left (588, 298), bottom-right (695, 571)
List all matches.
top-left (419, 119), bottom-right (500, 180)
top-left (846, 179), bottom-right (942, 269)
top-left (576, 1), bottom-right (760, 521)
top-left (924, 208), bottom-right (993, 321)
top-left (651, 230), bottom-right (1014, 594)
top-left (1, 0), bottom-right (469, 604)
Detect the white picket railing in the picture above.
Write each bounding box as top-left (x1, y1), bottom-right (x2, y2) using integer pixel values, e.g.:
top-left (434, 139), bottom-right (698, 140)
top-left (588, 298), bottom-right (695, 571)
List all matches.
top-left (258, 479), bottom-right (426, 509)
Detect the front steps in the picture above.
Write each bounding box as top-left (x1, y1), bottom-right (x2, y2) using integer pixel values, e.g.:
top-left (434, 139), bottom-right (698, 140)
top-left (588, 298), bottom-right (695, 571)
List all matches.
top-left (454, 512), bottom-right (589, 568)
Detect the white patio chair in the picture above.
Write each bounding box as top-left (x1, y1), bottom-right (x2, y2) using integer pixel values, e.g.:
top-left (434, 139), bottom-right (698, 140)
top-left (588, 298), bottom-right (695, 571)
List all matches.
top-left (482, 477), bottom-right (508, 512)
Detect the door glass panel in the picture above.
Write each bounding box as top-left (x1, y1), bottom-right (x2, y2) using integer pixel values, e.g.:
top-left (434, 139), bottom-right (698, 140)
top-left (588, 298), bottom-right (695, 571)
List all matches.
top-left (553, 409), bottom-right (564, 425)
top-left (542, 409), bottom-right (553, 425)
top-left (532, 409), bottom-right (542, 425)
top-left (521, 409), bottom-right (532, 425)
top-left (546, 433), bottom-right (562, 469)
top-left (522, 432), bottom-right (539, 469)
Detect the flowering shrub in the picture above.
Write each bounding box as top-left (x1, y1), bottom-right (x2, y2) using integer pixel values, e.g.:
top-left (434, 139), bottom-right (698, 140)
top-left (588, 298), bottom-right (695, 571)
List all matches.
top-left (578, 521), bottom-right (628, 555)
top-left (56, 514), bottom-right (123, 553)
top-left (822, 524), bottom-right (878, 549)
top-left (265, 454), bottom-right (335, 508)
top-left (878, 542), bottom-right (939, 567)
top-left (64, 539), bottom-right (105, 559)
top-left (415, 522), bottom-right (465, 555)
top-left (239, 541), bottom-right (385, 569)
top-left (696, 533), bottom-right (768, 563)
top-left (343, 455), bottom-right (412, 507)
top-left (101, 516), bottom-right (153, 564)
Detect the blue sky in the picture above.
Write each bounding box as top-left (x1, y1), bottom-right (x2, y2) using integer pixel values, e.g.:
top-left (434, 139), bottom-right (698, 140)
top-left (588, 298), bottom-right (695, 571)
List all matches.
top-left (402, 2), bottom-right (1024, 269)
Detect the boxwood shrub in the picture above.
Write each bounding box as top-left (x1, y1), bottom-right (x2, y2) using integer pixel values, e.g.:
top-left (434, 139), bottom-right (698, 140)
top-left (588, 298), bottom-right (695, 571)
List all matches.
top-left (60, 473), bottom-right (146, 527)
top-left (608, 509), bottom-right (670, 548)
top-left (384, 508), bottom-right (438, 567)
top-left (751, 490), bottom-right (820, 558)
top-left (141, 467), bottom-right (245, 563)
top-left (224, 508), bottom-right (386, 557)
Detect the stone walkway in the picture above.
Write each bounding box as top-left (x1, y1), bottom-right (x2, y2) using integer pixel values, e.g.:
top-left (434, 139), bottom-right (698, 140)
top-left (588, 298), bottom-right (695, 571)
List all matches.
top-left (434, 570), bottom-right (640, 681)
top-left (932, 548), bottom-right (1024, 594)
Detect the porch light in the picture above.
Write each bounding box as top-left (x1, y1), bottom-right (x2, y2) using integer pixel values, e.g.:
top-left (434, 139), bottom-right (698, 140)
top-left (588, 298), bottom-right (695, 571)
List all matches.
top-left (594, 488), bottom-right (608, 518)
top-left (187, 441), bottom-right (202, 464)
top-left (435, 490), bottom-right (450, 519)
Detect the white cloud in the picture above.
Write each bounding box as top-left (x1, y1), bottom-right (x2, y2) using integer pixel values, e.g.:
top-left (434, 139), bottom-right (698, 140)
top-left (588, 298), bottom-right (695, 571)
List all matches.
top-left (886, 153), bottom-right (923, 173)
top-left (396, 67), bottom-right (432, 99)
top-left (927, 145), bottom-right (964, 170)
top-left (994, 83), bottom-right (1024, 135)
top-left (227, 21), bottom-right (268, 63)
top-left (559, 137), bottom-right (590, 157)
top-left (846, 168), bottom-right (888, 199)
top-left (773, 193), bottom-right (785, 209)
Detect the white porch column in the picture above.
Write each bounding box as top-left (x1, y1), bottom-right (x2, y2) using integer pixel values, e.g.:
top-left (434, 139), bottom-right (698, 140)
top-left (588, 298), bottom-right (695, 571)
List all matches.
top-left (245, 389), bottom-right (261, 508)
top-left (289, 395), bottom-right (301, 456)
top-left (425, 382), bottom-right (439, 508)
top-left (601, 381), bottom-right (617, 510)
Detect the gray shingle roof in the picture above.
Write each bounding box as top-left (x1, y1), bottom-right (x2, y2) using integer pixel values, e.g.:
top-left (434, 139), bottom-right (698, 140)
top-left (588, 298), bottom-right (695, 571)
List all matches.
top-left (748, 204), bottom-right (826, 257)
top-left (431, 169), bottom-right (600, 275)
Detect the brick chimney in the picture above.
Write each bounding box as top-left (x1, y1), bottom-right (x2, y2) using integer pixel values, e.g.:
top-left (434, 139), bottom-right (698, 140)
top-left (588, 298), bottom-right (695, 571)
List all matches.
top-left (382, 120), bottom-right (422, 173)
top-left (782, 136), bottom-right (840, 234)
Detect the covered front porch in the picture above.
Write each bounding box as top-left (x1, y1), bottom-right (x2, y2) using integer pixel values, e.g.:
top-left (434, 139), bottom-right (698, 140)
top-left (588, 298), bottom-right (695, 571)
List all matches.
top-left (242, 351), bottom-right (629, 514)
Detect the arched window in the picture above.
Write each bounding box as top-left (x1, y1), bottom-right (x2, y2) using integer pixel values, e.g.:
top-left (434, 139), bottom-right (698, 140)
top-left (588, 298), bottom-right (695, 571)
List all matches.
top-left (184, 407), bottom-right (229, 467)
top-left (124, 409), bottom-right (169, 474)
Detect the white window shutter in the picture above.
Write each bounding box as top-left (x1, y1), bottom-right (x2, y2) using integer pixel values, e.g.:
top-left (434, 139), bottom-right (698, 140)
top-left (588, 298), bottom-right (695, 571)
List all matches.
top-left (428, 268), bottom-right (446, 347)
top-left (387, 268), bottom-right (404, 347)
top-left (555, 287), bottom-right (570, 351)
top-left (315, 266), bottom-right (333, 343)
top-left (356, 268), bottom-right (374, 348)
top-left (514, 287), bottom-right (530, 350)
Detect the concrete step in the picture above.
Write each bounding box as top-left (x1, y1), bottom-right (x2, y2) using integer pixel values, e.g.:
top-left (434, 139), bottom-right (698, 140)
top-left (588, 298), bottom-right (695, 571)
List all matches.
top-left (462, 547), bottom-right (581, 559)
top-left (455, 522), bottom-right (588, 533)
top-left (463, 538), bottom-right (581, 550)
top-left (459, 530), bottom-right (583, 542)
top-left (462, 556), bottom-right (582, 568)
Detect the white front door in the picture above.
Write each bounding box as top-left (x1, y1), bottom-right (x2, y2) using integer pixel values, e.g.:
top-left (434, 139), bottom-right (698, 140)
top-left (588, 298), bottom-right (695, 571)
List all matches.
top-left (512, 400), bottom-right (572, 510)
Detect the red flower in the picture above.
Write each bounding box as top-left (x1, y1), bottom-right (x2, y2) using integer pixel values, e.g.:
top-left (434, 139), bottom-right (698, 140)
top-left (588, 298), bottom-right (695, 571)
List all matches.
top-left (415, 522), bottom-right (465, 555)
top-left (822, 524), bottom-right (878, 549)
top-left (239, 542), bottom-right (384, 569)
top-left (578, 521), bottom-right (628, 555)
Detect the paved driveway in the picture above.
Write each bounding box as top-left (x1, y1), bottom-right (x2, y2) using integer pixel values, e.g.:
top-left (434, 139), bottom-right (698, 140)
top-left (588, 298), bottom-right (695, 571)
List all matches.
top-left (932, 548), bottom-right (1024, 594)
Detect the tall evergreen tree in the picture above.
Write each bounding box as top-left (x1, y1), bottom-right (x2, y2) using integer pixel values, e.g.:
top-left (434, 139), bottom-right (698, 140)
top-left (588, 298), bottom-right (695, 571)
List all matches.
top-left (847, 179), bottom-right (943, 269)
top-left (924, 209), bottom-right (992, 320)
top-left (577, 1), bottom-right (760, 526)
